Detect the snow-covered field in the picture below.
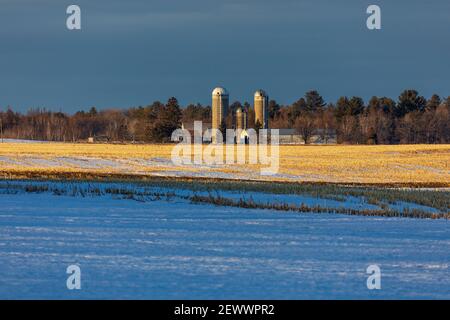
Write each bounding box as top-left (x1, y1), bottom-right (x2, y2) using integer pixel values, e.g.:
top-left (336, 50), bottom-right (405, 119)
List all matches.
top-left (0, 185), bottom-right (449, 299)
top-left (0, 139), bottom-right (49, 144)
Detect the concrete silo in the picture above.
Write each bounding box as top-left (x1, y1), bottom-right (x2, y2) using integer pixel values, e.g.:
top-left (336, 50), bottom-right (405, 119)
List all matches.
top-left (254, 89), bottom-right (269, 129)
top-left (235, 107), bottom-right (247, 131)
top-left (212, 87), bottom-right (229, 136)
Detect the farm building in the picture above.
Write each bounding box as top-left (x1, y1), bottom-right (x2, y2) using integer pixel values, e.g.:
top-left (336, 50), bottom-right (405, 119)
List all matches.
top-left (180, 122), bottom-right (212, 142)
top-left (87, 135), bottom-right (110, 143)
top-left (277, 129), bottom-right (337, 145)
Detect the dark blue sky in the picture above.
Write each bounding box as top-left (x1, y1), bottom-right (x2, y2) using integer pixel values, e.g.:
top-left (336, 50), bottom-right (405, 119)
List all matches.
top-left (1, 0), bottom-right (449, 112)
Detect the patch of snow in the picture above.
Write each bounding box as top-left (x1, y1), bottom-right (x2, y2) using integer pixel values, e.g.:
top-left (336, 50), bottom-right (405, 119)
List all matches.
top-left (0, 184), bottom-right (449, 299)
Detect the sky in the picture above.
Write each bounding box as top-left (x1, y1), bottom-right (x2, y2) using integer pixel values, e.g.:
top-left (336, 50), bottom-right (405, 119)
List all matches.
top-left (0, 0), bottom-right (449, 112)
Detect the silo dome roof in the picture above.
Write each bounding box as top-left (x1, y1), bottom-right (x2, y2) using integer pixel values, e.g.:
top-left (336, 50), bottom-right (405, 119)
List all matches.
top-left (254, 89), bottom-right (267, 97)
top-left (212, 87), bottom-right (228, 96)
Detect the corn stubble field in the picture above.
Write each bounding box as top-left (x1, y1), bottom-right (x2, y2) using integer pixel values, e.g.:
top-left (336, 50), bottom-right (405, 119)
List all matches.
top-left (0, 143), bottom-right (448, 186)
top-left (0, 142), bottom-right (449, 219)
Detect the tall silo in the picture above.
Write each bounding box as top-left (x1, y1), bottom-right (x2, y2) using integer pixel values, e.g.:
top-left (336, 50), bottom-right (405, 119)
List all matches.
top-left (254, 89), bottom-right (269, 129)
top-left (236, 107), bottom-right (247, 130)
top-left (212, 87), bottom-right (229, 136)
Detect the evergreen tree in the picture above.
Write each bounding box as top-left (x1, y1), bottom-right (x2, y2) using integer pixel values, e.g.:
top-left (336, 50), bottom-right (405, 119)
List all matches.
top-left (305, 90), bottom-right (326, 112)
top-left (396, 90), bottom-right (427, 117)
top-left (268, 100), bottom-right (281, 119)
top-left (426, 94), bottom-right (441, 111)
top-left (335, 96), bottom-right (350, 119)
top-left (348, 97), bottom-right (365, 116)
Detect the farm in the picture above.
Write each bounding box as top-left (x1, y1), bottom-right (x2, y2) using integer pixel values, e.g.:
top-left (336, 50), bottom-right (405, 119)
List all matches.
top-left (1, 0), bottom-right (449, 302)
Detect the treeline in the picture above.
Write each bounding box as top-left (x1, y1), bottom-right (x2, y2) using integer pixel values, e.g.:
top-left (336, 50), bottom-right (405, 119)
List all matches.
top-left (0, 90), bottom-right (449, 144)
